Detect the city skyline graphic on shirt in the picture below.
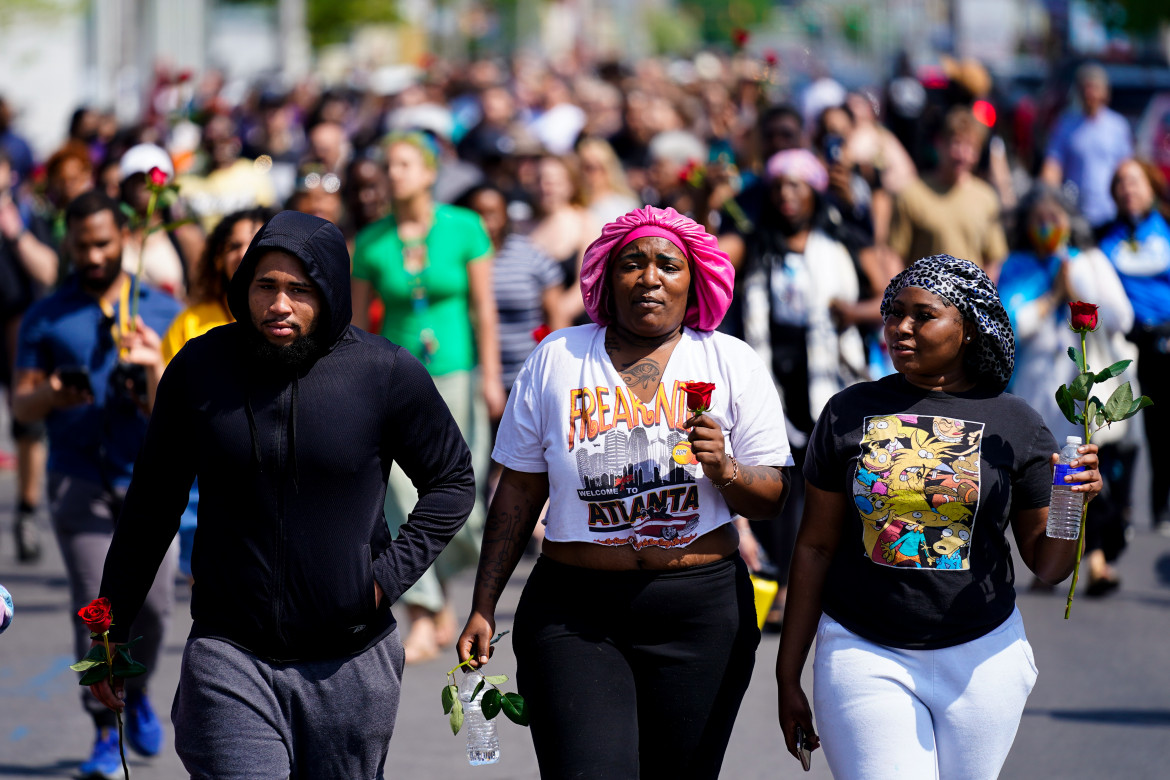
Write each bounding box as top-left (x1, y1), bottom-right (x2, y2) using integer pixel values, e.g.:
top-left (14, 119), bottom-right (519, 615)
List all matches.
top-left (575, 426), bottom-right (697, 502)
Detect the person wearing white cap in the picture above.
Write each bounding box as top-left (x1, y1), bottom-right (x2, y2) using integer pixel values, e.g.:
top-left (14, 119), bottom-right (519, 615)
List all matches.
top-left (118, 143), bottom-right (194, 300)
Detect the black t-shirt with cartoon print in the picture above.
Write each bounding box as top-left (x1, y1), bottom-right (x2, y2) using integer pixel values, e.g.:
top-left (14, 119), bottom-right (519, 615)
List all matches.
top-left (805, 373), bottom-right (1057, 649)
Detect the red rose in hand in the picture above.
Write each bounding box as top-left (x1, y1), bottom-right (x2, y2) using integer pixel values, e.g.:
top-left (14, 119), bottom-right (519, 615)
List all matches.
top-left (1068, 301), bottom-right (1099, 333)
top-left (684, 381), bottom-right (715, 414)
top-left (532, 324), bottom-right (552, 343)
top-left (764, 49), bottom-right (779, 67)
top-left (148, 166), bottom-right (168, 187)
top-left (78, 597), bottom-right (113, 634)
top-left (732, 28), bottom-right (750, 50)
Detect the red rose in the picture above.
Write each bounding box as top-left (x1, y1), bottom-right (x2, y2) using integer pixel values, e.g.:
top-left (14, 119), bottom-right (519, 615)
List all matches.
top-left (148, 166), bottom-right (168, 187)
top-left (684, 381), bottom-right (715, 414)
top-left (732, 28), bottom-right (750, 49)
top-left (78, 597), bottom-right (112, 635)
top-left (764, 49), bottom-right (779, 67)
top-left (1068, 301), bottom-right (1099, 333)
top-left (532, 324), bottom-right (552, 343)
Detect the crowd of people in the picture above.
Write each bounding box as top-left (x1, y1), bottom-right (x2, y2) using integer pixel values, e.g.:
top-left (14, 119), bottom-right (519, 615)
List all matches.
top-left (0, 47), bottom-right (1166, 778)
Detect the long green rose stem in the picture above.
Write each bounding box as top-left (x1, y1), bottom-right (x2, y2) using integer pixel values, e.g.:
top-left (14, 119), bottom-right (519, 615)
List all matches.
top-left (1065, 330), bottom-right (1090, 620)
top-left (128, 188), bottom-right (159, 329)
top-left (102, 633), bottom-right (131, 778)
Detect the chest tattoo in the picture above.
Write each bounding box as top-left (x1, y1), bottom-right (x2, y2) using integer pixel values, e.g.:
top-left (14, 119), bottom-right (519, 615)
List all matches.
top-left (621, 360), bottom-right (661, 389)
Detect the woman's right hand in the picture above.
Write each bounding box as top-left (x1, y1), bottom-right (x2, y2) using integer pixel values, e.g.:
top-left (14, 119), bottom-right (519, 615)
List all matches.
top-left (778, 678), bottom-right (820, 762)
top-left (457, 610), bottom-right (496, 669)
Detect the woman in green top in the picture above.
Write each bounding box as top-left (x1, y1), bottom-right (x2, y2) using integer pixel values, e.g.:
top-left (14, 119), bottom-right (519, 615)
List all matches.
top-left (351, 132), bottom-right (504, 663)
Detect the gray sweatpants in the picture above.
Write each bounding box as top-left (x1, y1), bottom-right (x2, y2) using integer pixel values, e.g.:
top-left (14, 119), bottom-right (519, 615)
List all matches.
top-left (49, 473), bottom-right (178, 727)
top-left (172, 630), bottom-right (405, 780)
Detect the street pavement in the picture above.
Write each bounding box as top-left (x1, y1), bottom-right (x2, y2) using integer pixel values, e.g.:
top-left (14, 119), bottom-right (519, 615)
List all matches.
top-left (0, 464), bottom-right (1168, 778)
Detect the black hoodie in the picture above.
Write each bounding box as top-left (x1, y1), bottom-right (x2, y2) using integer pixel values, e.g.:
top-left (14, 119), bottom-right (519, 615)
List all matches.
top-left (99, 211), bottom-right (475, 661)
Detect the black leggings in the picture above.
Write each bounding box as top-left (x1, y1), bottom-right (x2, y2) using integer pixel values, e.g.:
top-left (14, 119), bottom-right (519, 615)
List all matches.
top-left (513, 555), bottom-right (760, 780)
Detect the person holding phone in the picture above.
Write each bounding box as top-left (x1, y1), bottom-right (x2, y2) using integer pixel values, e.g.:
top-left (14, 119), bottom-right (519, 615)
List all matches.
top-left (776, 254), bottom-right (1104, 779)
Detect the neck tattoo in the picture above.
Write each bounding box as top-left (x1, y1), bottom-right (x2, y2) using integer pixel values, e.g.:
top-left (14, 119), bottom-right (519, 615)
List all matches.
top-left (605, 326), bottom-right (680, 391)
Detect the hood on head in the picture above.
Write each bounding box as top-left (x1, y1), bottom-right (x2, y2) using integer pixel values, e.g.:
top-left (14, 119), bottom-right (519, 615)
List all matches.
top-left (227, 210), bottom-right (353, 346)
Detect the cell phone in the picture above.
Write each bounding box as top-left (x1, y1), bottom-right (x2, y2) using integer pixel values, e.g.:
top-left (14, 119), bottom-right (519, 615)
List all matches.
top-left (57, 365), bottom-right (93, 394)
top-left (795, 724), bottom-right (813, 772)
top-left (823, 133), bottom-right (845, 165)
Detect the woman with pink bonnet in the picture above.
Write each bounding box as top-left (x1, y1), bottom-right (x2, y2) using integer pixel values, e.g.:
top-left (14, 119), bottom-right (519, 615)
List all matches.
top-left (458, 205), bottom-right (794, 777)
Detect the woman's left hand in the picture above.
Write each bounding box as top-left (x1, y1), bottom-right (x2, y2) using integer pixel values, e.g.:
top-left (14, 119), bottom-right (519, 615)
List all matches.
top-left (1052, 441), bottom-right (1104, 503)
top-left (686, 413), bottom-right (734, 485)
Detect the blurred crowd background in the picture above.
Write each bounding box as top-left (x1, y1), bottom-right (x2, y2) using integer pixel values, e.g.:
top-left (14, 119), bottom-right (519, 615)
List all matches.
top-left (3, 0), bottom-right (1170, 608)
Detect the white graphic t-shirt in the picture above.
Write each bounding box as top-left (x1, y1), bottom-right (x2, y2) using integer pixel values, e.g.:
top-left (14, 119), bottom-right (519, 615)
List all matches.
top-left (493, 324), bottom-right (794, 550)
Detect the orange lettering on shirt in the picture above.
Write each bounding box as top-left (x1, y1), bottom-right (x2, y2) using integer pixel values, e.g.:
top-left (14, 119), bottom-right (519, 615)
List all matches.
top-left (610, 386), bottom-right (634, 430)
top-left (596, 387), bottom-right (613, 434)
top-left (653, 383), bottom-right (674, 428)
top-left (568, 388), bottom-right (585, 450)
top-left (581, 387), bottom-right (599, 440)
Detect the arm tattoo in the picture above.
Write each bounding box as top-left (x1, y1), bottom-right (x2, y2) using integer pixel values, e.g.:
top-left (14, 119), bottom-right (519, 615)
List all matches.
top-left (475, 489), bottom-right (544, 609)
top-left (738, 465), bottom-right (783, 486)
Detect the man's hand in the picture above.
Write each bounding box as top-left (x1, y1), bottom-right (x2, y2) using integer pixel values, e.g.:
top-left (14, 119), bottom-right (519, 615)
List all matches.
top-left (374, 579), bottom-right (384, 609)
top-left (119, 317), bottom-right (164, 370)
top-left (87, 639), bottom-right (126, 712)
top-left (48, 372), bottom-right (94, 410)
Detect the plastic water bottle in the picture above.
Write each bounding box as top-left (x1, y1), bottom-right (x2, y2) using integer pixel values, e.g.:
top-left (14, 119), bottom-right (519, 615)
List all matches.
top-left (1046, 436), bottom-right (1085, 540)
top-left (459, 671), bottom-right (500, 765)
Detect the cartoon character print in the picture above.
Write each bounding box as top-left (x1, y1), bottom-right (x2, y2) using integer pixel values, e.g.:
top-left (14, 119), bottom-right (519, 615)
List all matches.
top-left (854, 415), bottom-right (983, 570)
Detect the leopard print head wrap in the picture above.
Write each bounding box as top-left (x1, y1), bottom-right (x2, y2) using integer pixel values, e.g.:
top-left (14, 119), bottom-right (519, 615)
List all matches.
top-left (880, 254), bottom-right (1015, 391)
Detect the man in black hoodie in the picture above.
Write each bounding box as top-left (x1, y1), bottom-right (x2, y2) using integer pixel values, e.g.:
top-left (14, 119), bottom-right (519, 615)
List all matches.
top-left (92, 211), bottom-right (476, 777)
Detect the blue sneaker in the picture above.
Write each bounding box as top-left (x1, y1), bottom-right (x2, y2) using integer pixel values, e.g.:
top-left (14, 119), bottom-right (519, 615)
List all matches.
top-left (124, 691), bottom-right (163, 757)
top-left (79, 727), bottom-right (127, 779)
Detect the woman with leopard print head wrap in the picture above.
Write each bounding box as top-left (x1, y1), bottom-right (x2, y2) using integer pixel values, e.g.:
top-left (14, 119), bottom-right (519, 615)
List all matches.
top-left (776, 253), bottom-right (1105, 779)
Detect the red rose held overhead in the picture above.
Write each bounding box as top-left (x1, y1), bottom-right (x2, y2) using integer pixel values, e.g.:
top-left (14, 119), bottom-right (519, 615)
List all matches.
top-left (683, 381), bottom-right (715, 414)
top-left (1068, 301), bottom-right (1098, 333)
top-left (78, 597), bottom-right (113, 634)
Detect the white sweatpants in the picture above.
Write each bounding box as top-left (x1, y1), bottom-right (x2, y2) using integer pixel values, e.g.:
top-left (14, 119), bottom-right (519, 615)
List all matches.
top-left (812, 607), bottom-right (1038, 780)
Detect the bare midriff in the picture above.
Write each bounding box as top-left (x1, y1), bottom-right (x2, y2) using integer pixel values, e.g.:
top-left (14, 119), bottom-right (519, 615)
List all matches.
top-left (541, 523), bottom-right (739, 571)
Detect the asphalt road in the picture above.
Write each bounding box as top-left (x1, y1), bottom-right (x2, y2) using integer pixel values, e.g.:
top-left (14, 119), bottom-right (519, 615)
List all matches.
top-left (0, 465), bottom-right (1168, 779)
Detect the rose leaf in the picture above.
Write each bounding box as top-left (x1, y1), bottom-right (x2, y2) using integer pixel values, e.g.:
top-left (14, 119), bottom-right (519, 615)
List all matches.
top-left (482, 688), bottom-right (503, 719)
top-left (1055, 385), bottom-right (1077, 423)
top-left (502, 692), bottom-right (530, 726)
top-left (1069, 372), bottom-right (1093, 402)
top-left (1093, 359), bottom-right (1131, 383)
top-left (1103, 382), bottom-right (1133, 422)
top-left (449, 698), bottom-right (464, 735)
top-left (441, 684), bottom-right (458, 715)
top-left (78, 664), bottom-right (111, 687)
